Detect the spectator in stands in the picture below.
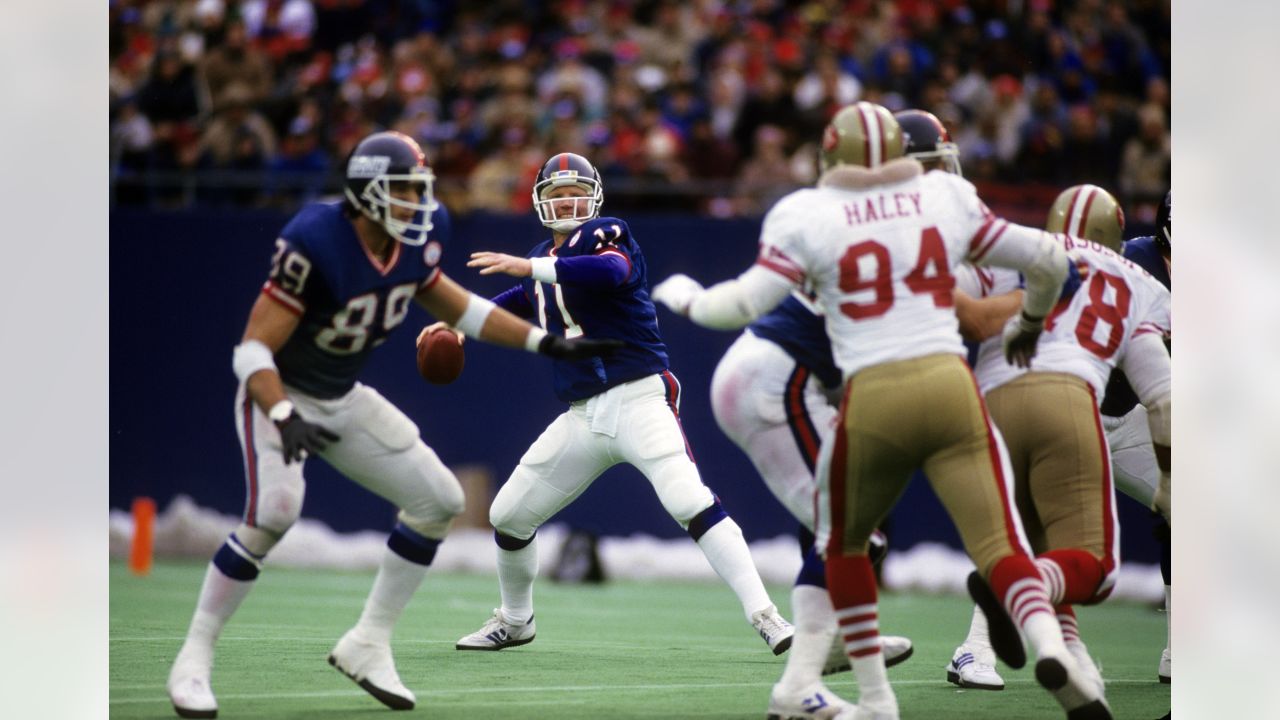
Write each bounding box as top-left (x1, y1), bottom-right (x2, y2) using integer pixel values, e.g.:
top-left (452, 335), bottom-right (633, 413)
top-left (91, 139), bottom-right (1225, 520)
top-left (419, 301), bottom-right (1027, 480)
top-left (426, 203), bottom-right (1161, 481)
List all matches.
top-left (734, 124), bottom-right (796, 216)
top-left (196, 82), bottom-right (277, 204)
top-left (793, 51), bottom-right (862, 118)
top-left (1118, 103), bottom-right (1171, 202)
top-left (200, 18), bottom-right (273, 107)
top-left (987, 74), bottom-right (1030, 167)
top-left (137, 49), bottom-right (204, 125)
top-left (468, 124), bottom-right (542, 212)
top-left (734, 68), bottom-right (799, 163)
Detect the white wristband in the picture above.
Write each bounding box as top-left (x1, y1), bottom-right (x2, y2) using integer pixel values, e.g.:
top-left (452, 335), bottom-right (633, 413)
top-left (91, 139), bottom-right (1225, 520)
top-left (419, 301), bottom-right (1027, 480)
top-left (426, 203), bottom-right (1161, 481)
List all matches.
top-left (529, 257), bottom-right (558, 284)
top-left (267, 399), bottom-right (295, 423)
top-left (524, 327), bottom-right (548, 353)
top-left (454, 294), bottom-right (496, 337)
top-left (232, 339), bottom-right (277, 384)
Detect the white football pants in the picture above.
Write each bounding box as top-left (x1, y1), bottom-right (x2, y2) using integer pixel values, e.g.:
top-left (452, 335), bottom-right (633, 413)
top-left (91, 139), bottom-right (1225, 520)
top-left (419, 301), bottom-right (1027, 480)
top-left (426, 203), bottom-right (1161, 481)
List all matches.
top-left (489, 372), bottom-right (715, 538)
top-left (1101, 404), bottom-right (1159, 509)
top-left (235, 381), bottom-right (464, 536)
top-left (709, 331), bottom-right (837, 532)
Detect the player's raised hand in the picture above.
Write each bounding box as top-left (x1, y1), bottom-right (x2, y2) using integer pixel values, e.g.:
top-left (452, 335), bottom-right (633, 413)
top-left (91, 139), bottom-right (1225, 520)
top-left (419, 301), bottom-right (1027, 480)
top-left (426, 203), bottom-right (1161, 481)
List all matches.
top-left (468, 251), bottom-right (532, 277)
top-left (537, 334), bottom-right (626, 361)
top-left (1001, 311), bottom-right (1044, 368)
top-left (275, 411), bottom-right (340, 464)
top-left (651, 274), bottom-right (704, 316)
top-left (417, 321), bottom-right (465, 346)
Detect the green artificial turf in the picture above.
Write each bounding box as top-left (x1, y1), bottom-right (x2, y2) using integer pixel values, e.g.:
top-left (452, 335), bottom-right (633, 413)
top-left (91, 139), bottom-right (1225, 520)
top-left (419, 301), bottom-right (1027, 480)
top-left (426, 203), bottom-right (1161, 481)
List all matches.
top-left (110, 561), bottom-right (1169, 719)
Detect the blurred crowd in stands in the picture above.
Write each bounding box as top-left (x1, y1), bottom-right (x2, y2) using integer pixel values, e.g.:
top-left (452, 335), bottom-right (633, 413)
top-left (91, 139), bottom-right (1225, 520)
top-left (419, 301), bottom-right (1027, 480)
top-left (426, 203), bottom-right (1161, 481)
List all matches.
top-left (109, 0), bottom-right (1170, 220)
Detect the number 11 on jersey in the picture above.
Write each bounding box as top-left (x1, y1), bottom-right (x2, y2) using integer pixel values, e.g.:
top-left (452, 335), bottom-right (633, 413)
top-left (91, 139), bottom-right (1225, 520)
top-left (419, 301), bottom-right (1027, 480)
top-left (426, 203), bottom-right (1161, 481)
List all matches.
top-left (533, 282), bottom-right (584, 338)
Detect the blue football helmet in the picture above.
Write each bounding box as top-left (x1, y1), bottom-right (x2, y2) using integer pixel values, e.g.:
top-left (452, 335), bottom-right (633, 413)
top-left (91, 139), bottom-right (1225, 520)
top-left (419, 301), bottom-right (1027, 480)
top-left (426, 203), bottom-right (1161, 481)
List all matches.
top-left (532, 152), bottom-right (603, 233)
top-left (894, 109), bottom-right (962, 176)
top-left (343, 131), bottom-right (437, 246)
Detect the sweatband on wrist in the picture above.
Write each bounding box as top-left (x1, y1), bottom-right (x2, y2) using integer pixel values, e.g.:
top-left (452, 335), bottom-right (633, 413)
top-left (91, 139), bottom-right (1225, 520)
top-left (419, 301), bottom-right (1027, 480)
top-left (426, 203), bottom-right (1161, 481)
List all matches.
top-left (232, 339), bottom-right (277, 384)
top-left (454, 294), bottom-right (496, 337)
top-left (268, 400), bottom-right (295, 423)
top-left (524, 327), bottom-right (548, 353)
top-left (529, 257), bottom-right (558, 284)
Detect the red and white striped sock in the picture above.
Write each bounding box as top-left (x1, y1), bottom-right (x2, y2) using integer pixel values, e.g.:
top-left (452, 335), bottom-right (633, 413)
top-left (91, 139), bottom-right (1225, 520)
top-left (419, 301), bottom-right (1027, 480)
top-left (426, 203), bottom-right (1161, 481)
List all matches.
top-left (990, 555), bottom-right (1066, 659)
top-left (826, 553), bottom-right (894, 705)
top-left (1057, 605), bottom-right (1082, 647)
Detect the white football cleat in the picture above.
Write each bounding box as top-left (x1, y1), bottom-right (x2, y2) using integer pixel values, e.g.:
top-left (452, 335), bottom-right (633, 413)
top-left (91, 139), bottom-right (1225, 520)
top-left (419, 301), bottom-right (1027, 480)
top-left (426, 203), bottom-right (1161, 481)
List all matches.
top-left (1066, 639), bottom-right (1105, 698)
top-left (832, 698), bottom-right (900, 720)
top-left (945, 645), bottom-right (1005, 691)
top-left (328, 629), bottom-right (415, 710)
top-left (1157, 648), bottom-right (1170, 683)
top-left (751, 605), bottom-right (796, 656)
top-left (455, 608), bottom-right (536, 650)
top-left (823, 635), bottom-right (913, 676)
top-left (1034, 649), bottom-right (1113, 720)
top-left (167, 646), bottom-right (217, 719)
top-left (766, 681), bottom-right (853, 720)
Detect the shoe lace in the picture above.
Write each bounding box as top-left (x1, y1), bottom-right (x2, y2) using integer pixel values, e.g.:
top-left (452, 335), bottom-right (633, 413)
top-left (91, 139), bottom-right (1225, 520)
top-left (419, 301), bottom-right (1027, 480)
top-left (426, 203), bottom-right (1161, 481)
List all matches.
top-left (754, 611), bottom-right (790, 640)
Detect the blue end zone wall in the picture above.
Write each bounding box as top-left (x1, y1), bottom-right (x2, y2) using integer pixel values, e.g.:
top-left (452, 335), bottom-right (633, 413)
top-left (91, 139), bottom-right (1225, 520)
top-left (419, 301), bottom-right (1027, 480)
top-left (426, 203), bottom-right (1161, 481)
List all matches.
top-left (109, 209), bottom-right (1162, 563)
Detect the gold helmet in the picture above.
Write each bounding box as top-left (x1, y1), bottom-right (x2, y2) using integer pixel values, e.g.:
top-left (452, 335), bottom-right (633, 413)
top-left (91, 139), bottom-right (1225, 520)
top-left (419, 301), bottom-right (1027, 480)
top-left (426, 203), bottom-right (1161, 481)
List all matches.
top-left (820, 102), bottom-right (905, 172)
top-left (1045, 184), bottom-right (1126, 252)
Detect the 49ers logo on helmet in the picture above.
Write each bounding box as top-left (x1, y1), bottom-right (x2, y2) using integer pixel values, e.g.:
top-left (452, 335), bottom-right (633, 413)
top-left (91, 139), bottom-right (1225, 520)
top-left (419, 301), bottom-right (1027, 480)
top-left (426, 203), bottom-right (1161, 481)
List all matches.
top-left (822, 124), bottom-right (839, 152)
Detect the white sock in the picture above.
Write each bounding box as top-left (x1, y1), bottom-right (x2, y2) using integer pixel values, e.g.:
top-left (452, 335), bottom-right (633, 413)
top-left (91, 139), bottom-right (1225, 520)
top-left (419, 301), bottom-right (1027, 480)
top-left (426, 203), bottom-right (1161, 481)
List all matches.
top-left (777, 585), bottom-right (835, 692)
top-left (498, 542), bottom-right (538, 624)
top-left (1164, 584), bottom-right (1171, 655)
top-left (180, 563), bottom-right (256, 662)
top-left (696, 518), bottom-right (772, 619)
top-left (852, 652), bottom-right (897, 709)
top-left (354, 548), bottom-right (430, 645)
top-left (965, 603), bottom-right (996, 665)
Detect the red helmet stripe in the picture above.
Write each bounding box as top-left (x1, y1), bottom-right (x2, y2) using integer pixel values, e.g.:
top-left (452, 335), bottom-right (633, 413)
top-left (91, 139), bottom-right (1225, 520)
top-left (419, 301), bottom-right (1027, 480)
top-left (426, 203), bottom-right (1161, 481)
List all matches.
top-left (1063, 186), bottom-right (1084, 236)
top-left (856, 105), bottom-right (872, 167)
top-left (1076, 186), bottom-right (1098, 237)
top-left (559, 154), bottom-right (569, 171)
top-left (389, 131), bottom-right (425, 164)
top-left (928, 113), bottom-right (951, 142)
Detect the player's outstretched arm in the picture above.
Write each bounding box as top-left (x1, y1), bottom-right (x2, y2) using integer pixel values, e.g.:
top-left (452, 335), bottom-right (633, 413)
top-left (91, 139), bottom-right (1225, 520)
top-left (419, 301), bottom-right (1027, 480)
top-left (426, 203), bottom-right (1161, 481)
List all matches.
top-left (955, 289), bottom-right (1023, 342)
top-left (974, 223), bottom-right (1068, 367)
top-left (416, 272), bottom-right (622, 360)
top-left (233, 293), bottom-right (340, 464)
top-left (653, 265), bottom-right (794, 330)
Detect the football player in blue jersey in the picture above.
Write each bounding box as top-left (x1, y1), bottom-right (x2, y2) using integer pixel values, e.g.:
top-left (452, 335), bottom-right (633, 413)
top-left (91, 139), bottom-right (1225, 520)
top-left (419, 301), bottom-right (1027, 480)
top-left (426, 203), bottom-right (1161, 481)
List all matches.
top-left (447, 152), bottom-right (796, 656)
top-left (166, 132), bottom-right (619, 719)
top-left (1048, 186), bottom-right (1172, 687)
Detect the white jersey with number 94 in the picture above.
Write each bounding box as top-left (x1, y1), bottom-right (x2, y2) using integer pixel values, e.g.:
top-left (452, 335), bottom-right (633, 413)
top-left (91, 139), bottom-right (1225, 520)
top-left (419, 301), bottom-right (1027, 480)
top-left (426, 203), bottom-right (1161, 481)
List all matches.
top-left (957, 236), bottom-right (1172, 399)
top-left (757, 166), bottom-right (1061, 380)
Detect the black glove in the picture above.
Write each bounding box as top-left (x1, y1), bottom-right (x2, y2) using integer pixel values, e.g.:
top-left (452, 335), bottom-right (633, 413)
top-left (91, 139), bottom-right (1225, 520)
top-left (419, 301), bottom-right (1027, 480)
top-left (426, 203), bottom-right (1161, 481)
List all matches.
top-left (276, 412), bottom-right (340, 464)
top-left (1001, 311), bottom-right (1044, 368)
top-left (538, 334), bottom-right (625, 361)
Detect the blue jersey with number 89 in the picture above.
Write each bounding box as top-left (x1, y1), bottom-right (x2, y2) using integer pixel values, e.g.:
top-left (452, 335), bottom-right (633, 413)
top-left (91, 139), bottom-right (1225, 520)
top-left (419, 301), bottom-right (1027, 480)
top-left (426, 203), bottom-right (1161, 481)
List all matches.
top-left (263, 201), bottom-right (451, 398)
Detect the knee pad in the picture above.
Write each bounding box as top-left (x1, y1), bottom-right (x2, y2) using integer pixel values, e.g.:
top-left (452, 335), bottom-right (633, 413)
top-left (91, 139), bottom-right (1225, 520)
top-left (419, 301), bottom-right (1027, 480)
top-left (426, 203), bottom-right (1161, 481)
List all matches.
top-left (648, 456), bottom-right (715, 526)
top-left (396, 510), bottom-right (451, 541)
top-left (232, 523), bottom-right (283, 557)
top-left (488, 468), bottom-right (542, 541)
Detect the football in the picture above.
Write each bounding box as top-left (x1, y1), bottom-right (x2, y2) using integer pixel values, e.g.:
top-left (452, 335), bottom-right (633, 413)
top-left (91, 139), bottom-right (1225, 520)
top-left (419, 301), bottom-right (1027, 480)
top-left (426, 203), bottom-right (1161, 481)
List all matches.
top-left (416, 327), bottom-right (465, 384)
